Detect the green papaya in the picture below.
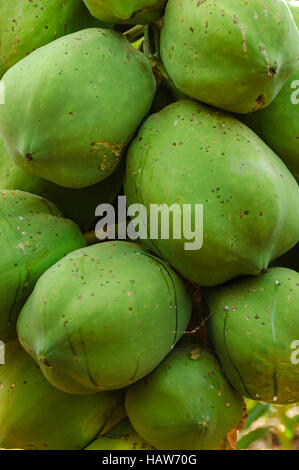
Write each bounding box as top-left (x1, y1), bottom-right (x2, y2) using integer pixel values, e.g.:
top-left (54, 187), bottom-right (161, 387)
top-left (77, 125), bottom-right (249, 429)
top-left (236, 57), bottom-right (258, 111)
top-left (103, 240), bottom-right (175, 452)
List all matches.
top-left (160, 0), bottom-right (299, 113)
top-left (205, 267), bottom-right (299, 404)
top-left (126, 338), bottom-right (244, 450)
top-left (0, 340), bottom-right (124, 450)
top-left (0, 0), bottom-right (109, 78)
top-left (124, 100), bottom-right (299, 286)
top-left (239, 66), bottom-right (299, 181)
top-left (0, 190), bottom-right (86, 341)
top-left (83, 1), bottom-right (166, 24)
top-left (0, 136), bottom-right (123, 232)
top-left (0, 28), bottom-right (156, 188)
top-left (239, 0), bottom-right (299, 180)
top-left (86, 418), bottom-right (154, 450)
top-left (17, 241), bottom-right (192, 394)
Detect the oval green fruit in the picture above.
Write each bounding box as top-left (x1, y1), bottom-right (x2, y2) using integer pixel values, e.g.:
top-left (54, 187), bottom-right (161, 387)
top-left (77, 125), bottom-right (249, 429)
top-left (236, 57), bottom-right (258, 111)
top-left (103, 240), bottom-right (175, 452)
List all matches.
top-left (124, 100), bottom-right (299, 286)
top-left (85, 418), bottom-right (154, 450)
top-left (0, 28), bottom-right (156, 188)
top-left (17, 241), bottom-right (192, 394)
top-left (0, 190), bottom-right (86, 341)
top-left (160, 0), bottom-right (299, 113)
top-left (239, 66), bottom-right (299, 181)
top-left (0, 340), bottom-right (124, 450)
top-left (126, 338), bottom-right (244, 450)
top-left (205, 267), bottom-right (299, 404)
top-left (0, 136), bottom-right (123, 231)
top-left (0, 0), bottom-right (109, 77)
top-left (83, 0), bottom-right (166, 24)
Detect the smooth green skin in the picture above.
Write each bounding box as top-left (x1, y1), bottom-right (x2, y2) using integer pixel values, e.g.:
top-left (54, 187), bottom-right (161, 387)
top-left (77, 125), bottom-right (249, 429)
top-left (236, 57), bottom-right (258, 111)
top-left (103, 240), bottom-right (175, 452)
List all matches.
top-left (160, 0), bottom-right (299, 114)
top-left (239, 67), bottom-right (299, 182)
top-left (0, 28), bottom-right (156, 188)
top-left (0, 137), bottom-right (123, 231)
top-left (17, 241), bottom-right (192, 394)
top-left (205, 268), bottom-right (299, 404)
top-left (0, 0), bottom-right (109, 78)
top-left (86, 418), bottom-right (154, 450)
top-left (83, 0), bottom-right (166, 24)
top-left (124, 100), bottom-right (299, 286)
top-left (0, 190), bottom-right (86, 342)
top-left (0, 340), bottom-right (124, 450)
top-left (126, 338), bottom-right (244, 450)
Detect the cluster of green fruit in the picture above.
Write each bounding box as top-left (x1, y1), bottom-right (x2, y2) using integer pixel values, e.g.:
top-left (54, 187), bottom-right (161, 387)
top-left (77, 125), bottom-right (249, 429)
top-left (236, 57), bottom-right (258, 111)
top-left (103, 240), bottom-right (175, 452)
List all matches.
top-left (0, 0), bottom-right (298, 451)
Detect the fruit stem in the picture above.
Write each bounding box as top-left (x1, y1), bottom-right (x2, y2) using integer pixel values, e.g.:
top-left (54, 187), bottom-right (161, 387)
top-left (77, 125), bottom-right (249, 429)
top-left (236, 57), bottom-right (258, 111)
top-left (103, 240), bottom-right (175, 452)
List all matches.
top-left (123, 25), bottom-right (144, 43)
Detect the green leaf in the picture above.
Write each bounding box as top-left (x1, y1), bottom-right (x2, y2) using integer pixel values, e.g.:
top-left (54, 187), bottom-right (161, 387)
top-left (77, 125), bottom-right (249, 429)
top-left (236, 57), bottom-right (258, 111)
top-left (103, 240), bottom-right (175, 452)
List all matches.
top-left (243, 402), bottom-right (271, 430)
top-left (237, 427), bottom-right (270, 450)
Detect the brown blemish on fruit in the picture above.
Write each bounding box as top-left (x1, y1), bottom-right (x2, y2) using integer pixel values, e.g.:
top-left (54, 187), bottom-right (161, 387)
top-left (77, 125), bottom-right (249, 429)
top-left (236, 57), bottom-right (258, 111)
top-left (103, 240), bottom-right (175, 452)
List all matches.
top-left (255, 94), bottom-right (266, 109)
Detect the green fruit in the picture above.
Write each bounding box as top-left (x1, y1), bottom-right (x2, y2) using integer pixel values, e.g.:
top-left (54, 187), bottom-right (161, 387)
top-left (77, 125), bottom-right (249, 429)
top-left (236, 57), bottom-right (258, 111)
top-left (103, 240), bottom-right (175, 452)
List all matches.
top-left (243, 0), bottom-right (299, 180)
top-left (205, 267), bottom-right (299, 404)
top-left (0, 136), bottom-right (123, 231)
top-left (0, 340), bottom-right (124, 450)
top-left (17, 241), bottom-right (192, 394)
top-left (83, 0), bottom-right (166, 24)
top-left (239, 66), bottom-right (299, 181)
top-left (0, 0), bottom-right (109, 78)
top-left (85, 418), bottom-right (154, 450)
top-left (126, 338), bottom-right (244, 450)
top-left (0, 190), bottom-right (86, 341)
top-left (124, 100), bottom-right (299, 286)
top-left (160, 0), bottom-right (299, 113)
top-left (0, 28), bottom-right (156, 188)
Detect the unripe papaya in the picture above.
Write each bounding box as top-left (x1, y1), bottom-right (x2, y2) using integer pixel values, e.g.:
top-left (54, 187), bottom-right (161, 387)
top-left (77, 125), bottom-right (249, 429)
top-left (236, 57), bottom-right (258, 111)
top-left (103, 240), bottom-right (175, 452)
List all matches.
top-left (83, 1), bottom-right (166, 24)
top-left (0, 190), bottom-right (86, 341)
top-left (17, 241), bottom-right (192, 394)
top-left (126, 338), bottom-right (244, 450)
top-left (124, 100), bottom-right (299, 286)
top-left (239, 0), bottom-right (299, 181)
top-left (0, 340), bottom-right (124, 450)
top-left (0, 136), bottom-right (123, 231)
top-left (239, 66), bottom-right (299, 182)
top-left (0, 28), bottom-right (156, 188)
top-left (0, 0), bottom-right (109, 77)
top-left (160, 0), bottom-right (299, 113)
top-left (85, 418), bottom-right (154, 450)
top-left (205, 267), bottom-right (299, 404)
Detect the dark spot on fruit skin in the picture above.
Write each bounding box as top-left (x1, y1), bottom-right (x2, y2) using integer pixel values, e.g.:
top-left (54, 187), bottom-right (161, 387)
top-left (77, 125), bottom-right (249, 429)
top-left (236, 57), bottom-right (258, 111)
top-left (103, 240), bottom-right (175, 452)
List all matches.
top-left (269, 66), bottom-right (277, 76)
top-left (25, 153), bottom-right (33, 161)
top-left (256, 94), bottom-right (266, 107)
